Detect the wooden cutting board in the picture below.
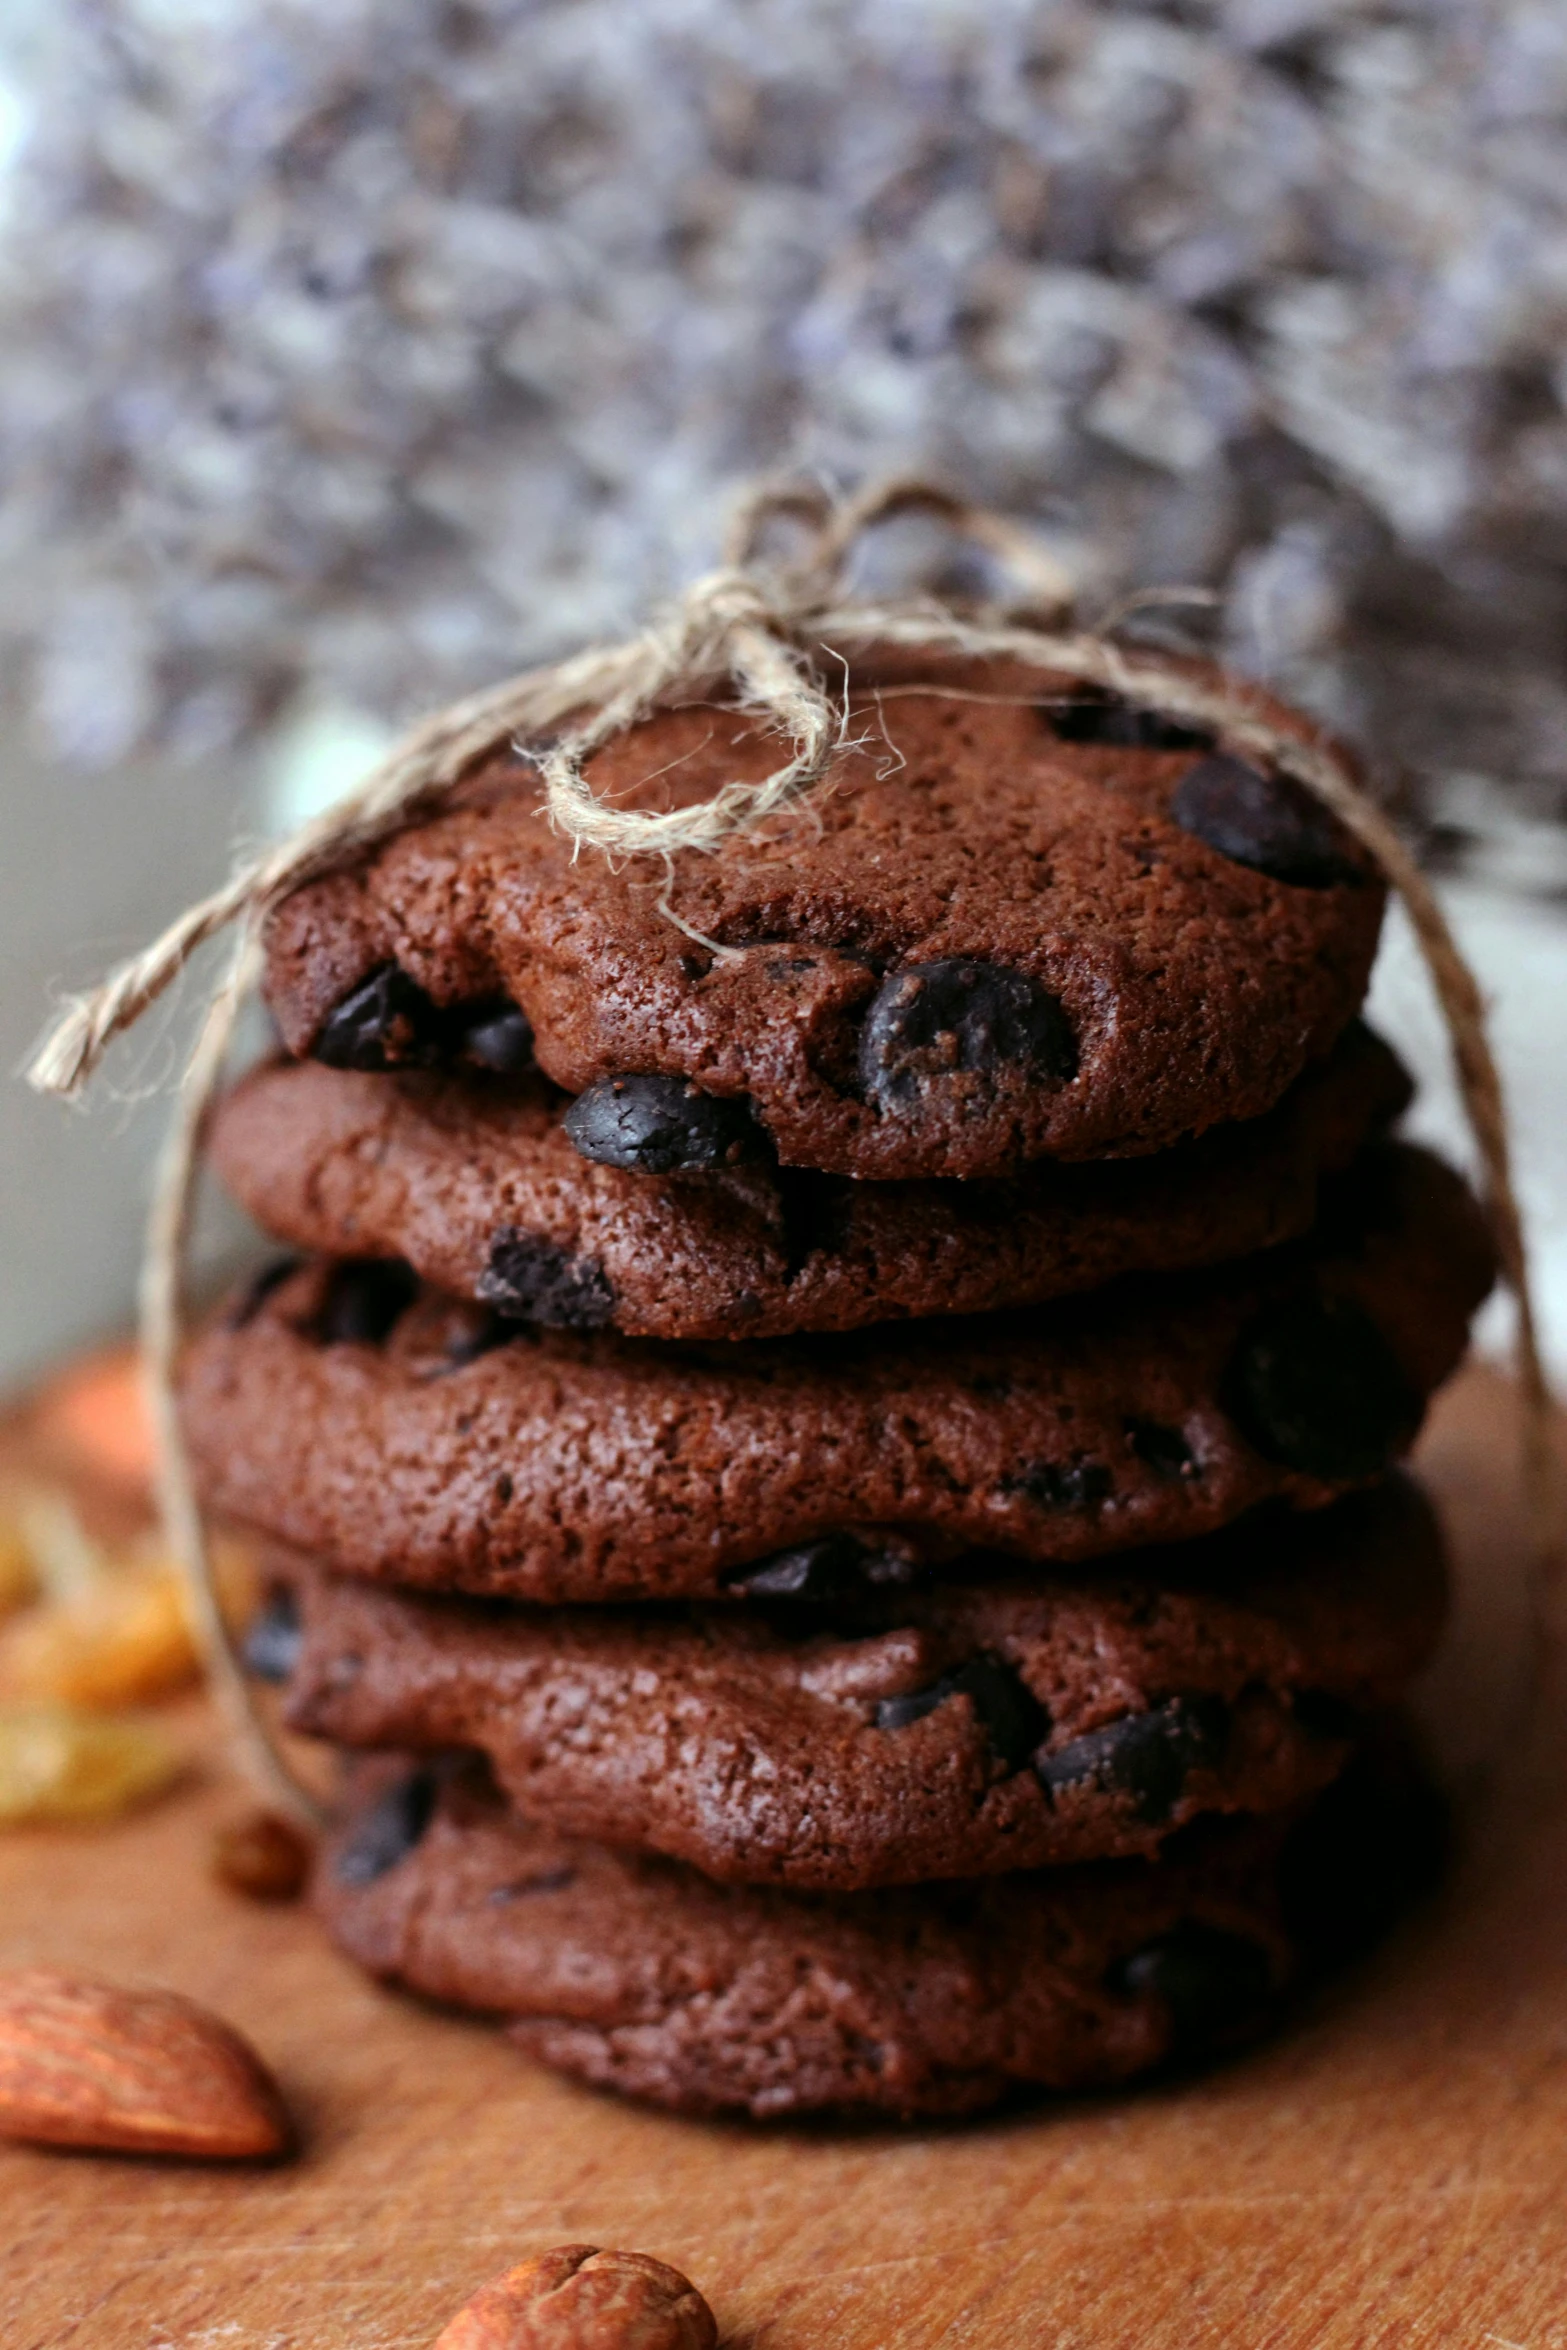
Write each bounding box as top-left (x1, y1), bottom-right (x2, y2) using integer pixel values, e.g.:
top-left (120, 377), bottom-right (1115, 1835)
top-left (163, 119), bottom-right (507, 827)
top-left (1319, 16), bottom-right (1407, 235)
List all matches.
top-left (3, 1359), bottom-right (1566, 2349)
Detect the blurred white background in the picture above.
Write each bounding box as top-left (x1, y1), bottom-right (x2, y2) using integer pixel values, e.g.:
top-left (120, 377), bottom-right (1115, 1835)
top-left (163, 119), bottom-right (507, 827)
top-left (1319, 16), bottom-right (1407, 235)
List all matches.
top-left (0, 748), bottom-right (256, 1390)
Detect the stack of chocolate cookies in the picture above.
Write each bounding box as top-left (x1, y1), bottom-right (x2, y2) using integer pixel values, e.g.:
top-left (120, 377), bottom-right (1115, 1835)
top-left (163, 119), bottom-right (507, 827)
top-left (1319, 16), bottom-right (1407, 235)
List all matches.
top-left (183, 654), bottom-right (1494, 2119)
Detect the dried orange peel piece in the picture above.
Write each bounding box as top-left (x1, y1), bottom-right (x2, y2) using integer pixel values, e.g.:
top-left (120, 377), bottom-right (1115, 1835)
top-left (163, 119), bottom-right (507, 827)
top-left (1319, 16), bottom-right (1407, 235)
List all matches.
top-left (30, 1348), bottom-right (152, 1490)
top-left (0, 1489), bottom-right (256, 1710)
top-left (0, 1703), bottom-right (182, 1825)
top-left (0, 1565), bottom-right (198, 1707)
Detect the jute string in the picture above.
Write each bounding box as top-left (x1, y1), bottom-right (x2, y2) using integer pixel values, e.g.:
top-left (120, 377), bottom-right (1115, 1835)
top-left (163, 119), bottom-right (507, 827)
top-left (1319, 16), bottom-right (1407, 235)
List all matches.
top-left (24, 476), bottom-right (1561, 1818)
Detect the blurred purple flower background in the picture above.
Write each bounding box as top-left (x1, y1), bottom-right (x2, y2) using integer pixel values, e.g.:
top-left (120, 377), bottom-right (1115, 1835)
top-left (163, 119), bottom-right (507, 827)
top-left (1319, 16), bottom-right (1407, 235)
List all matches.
top-left (2, 0), bottom-right (1566, 887)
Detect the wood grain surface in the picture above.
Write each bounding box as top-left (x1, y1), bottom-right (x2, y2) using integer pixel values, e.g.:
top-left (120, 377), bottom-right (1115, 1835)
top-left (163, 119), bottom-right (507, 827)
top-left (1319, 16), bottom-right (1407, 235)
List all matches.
top-left (3, 1360), bottom-right (1565, 2350)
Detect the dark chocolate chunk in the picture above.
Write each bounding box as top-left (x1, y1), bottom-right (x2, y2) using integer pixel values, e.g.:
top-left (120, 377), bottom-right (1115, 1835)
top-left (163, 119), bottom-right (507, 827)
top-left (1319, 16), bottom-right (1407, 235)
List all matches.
top-left (1036, 1693), bottom-right (1231, 1824)
top-left (1171, 755), bottom-right (1362, 888)
top-left (1110, 1924), bottom-right (1274, 2054)
top-left (334, 1767), bottom-right (440, 1885)
top-left (460, 1001), bottom-right (536, 1076)
top-left (724, 1534), bottom-right (929, 1604)
top-left (1048, 688), bottom-right (1215, 753)
top-left (1011, 1457), bottom-right (1113, 1511)
top-left (859, 959), bottom-right (1078, 1105)
top-left (725, 1536), bottom-right (872, 1603)
top-left (1126, 1419), bottom-right (1196, 1479)
top-left (241, 1588), bottom-right (301, 1684)
top-left (562, 1075), bottom-right (766, 1173)
top-left (225, 1256), bottom-right (301, 1331)
top-left (1223, 1292), bottom-right (1421, 1480)
top-left (477, 1228), bottom-right (616, 1329)
top-left (875, 1653), bottom-right (1049, 1774)
top-left (311, 963), bottom-right (446, 1071)
top-left (312, 1259), bottom-right (418, 1347)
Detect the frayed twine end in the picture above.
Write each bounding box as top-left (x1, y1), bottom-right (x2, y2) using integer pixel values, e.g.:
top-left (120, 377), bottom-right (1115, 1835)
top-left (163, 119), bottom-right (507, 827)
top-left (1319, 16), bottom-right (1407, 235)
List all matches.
top-left (26, 999), bottom-right (100, 1099)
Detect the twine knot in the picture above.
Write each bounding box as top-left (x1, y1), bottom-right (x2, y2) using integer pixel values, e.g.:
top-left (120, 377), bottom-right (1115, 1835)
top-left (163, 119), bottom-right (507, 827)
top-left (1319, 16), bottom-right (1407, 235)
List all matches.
top-left (537, 555), bottom-right (838, 864)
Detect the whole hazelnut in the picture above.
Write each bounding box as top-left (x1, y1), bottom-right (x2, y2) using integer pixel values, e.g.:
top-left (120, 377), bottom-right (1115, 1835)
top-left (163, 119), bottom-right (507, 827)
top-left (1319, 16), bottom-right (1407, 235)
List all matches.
top-left (432, 2244), bottom-right (717, 2350)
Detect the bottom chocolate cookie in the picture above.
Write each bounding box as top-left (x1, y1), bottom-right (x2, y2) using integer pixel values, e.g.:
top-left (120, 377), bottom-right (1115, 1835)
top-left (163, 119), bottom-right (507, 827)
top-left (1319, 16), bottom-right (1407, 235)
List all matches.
top-left (316, 1744), bottom-right (1442, 2121)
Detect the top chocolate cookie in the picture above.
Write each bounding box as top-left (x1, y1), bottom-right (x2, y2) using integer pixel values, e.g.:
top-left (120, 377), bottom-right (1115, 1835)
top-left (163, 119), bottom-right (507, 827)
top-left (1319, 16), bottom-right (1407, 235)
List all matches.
top-left (261, 655), bottom-right (1384, 1180)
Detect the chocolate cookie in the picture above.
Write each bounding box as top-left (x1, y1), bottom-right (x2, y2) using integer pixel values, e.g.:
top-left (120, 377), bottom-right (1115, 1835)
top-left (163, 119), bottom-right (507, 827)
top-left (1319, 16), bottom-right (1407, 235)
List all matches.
top-left (260, 653), bottom-right (1385, 1180)
top-left (269, 1477), bottom-right (1443, 1889)
top-left (315, 1742), bottom-right (1440, 2119)
top-left (182, 1143), bottom-right (1493, 1601)
top-left (210, 1022), bottom-right (1411, 1341)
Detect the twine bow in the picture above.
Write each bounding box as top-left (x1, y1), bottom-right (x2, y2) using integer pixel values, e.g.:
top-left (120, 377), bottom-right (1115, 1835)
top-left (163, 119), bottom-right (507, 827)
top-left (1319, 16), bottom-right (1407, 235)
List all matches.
top-left (23, 475), bottom-right (1559, 1818)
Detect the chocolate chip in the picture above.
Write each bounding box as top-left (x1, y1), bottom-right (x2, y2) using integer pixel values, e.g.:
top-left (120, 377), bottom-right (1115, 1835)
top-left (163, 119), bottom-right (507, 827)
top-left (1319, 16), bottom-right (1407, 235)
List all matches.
top-left (875, 1653), bottom-right (1049, 1774)
top-left (1171, 754), bottom-right (1361, 887)
top-left (334, 1768), bottom-right (440, 1885)
top-left (725, 1537), bottom-right (866, 1602)
top-left (724, 1534), bottom-right (930, 1603)
top-left (1223, 1293), bottom-right (1421, 1480)
top-left (1010, 1457), bottom-right (1113, 1511)
top-left (1126, 1420), bottom-right (1196, 1478)
top-left (460, 1001), bottom-right (536, 1076)
top-left (311, 963), bottom-right (446, 1070)
top-left (1036, 1694), bottom-right (1230, 1824)
top-left (241, 1589), bottom-right (301, 1684)
top-left (312, 973), bottom-right (539, 1078)
top-left (563, 1075), bottom-right (767, 1172)
top-left (225, 1256), bottom-right (300, 1330)
top-left (859, 960), bottom-right (1077, 1105)
top-left (478, 1228), bottom-right (616, 1329)
top-left (312, 1259), bottom-right (418, 1346)
top-left (1109, 1924), bottom-right (1274, 2055)
top-left (1048, 689), bottom-right (1215, 753)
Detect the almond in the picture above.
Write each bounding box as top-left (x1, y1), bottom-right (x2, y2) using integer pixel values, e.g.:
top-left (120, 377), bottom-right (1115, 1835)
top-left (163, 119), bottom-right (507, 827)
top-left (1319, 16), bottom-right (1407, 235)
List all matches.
top-left (0, 1968), bottom-right (291, 2158)
top-left (433, 2245), bottom-right (717, 2350)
